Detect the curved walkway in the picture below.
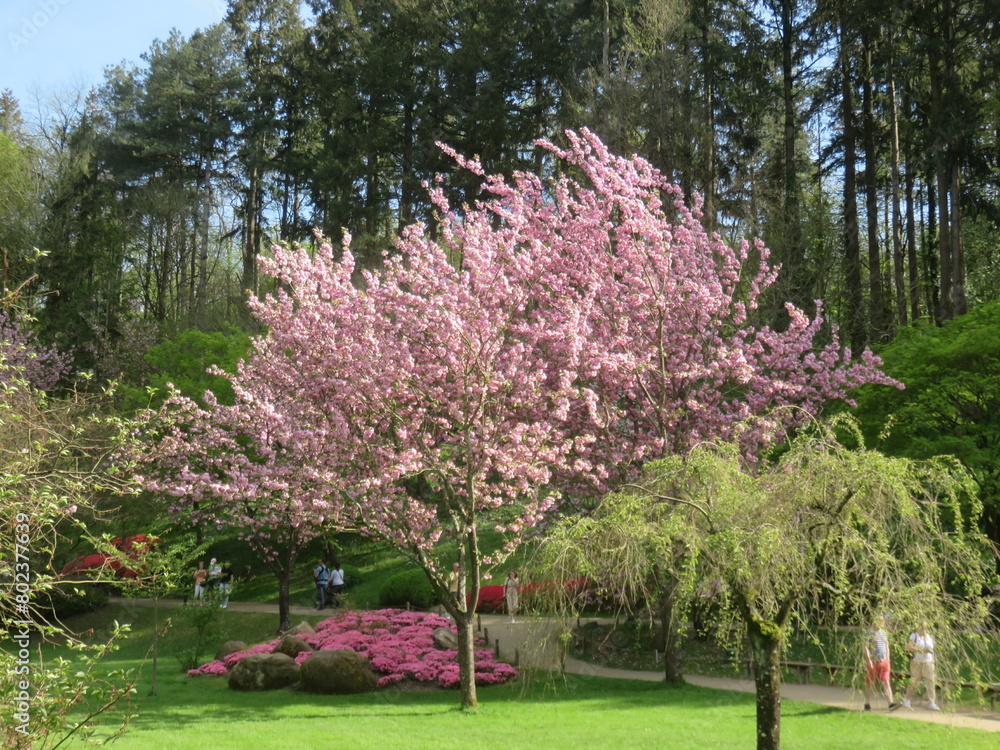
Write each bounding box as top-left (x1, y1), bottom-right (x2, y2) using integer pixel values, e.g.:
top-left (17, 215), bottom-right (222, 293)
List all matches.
top-left (477, 614), bottom-right (1000, 734)
top-left (109, 598), bottom-right (999, 733)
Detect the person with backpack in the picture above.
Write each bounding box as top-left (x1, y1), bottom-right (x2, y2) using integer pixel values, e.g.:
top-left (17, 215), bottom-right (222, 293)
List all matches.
top-left (314, 560), bottom-right (330, 610)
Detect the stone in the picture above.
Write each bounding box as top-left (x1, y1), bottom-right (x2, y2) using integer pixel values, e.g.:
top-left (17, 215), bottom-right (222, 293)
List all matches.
top-left (433, 626), bottom-right (458, 651)
top-left (227, 652), bottom-right (300, 691)
top-left (215, 640), bottom-right (248, 661)
top-left (273, 634), bottom-right (311, 658)
top-left (283, 621), bottom-right (316, 636)
top-left (299, 650), bottom-right (377, 695)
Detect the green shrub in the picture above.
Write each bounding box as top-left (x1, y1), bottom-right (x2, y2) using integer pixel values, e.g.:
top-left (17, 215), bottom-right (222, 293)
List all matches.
top-left (377, 568), bottom-right (436, 609)
top-left (341, 563), bottom-right (363, 588)
top-left (171, 603), bottom-right (227, 671)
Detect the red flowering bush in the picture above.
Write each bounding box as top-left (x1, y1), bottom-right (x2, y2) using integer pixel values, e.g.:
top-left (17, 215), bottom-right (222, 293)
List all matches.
top-left (189, 608), bottom-right (517, 688)
top-left (472, 577), bottom-right (596, 613)
top-left (61, 534), bottom-right (160, 579)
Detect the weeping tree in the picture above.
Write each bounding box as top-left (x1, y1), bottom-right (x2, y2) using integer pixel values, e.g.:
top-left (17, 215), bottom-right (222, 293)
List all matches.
top-left (540, 415), bottom-right (997, 750)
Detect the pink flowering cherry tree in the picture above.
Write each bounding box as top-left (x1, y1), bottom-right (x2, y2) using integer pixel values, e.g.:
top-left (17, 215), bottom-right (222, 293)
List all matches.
top-left (134, 378), bottom-right (348, 632)
top-left (449, 130), bottom-right (897, 480)
top-left (234, 220), bottom-right (596, 709)
top-left (135, 128), bottom-right (895, 709)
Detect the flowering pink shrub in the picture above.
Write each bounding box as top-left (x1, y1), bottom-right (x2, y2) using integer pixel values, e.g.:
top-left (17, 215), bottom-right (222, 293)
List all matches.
top-left (187, 608), bottom-right (517, 688)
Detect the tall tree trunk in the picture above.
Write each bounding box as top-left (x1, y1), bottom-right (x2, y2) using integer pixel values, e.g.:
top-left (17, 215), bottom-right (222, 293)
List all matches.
top-left (243, 164), bottom-right (260, 295)
top-left (903, 93), bottom-right (921, 323)
top-left (862, 30), bottom-right (885, 340)
top-left (602, 0), bottom-right (610, 81)
top-left (747, 620), bottom-right (783, 750)
top-left (950, 162), bottom-right (966, 316)
top-left (888, 73), bottom-right (906, 327)
top-left (779, 0), bottom-right (806, 318)
top-left (456, 611), bottom-right (479, 709)
top-left (924, 175), bottom-right (940, 317)
top-left (197, 155), bottom-right (212, 324)
top-left (701, 0), bottom-right (716, 234)
top-left (928, 46), bottom-right (952, 323)
top-left (840, 28), bottom-right (866, 352)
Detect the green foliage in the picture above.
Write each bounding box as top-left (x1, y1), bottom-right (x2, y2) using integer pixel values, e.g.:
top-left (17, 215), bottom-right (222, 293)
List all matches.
top-left (540, 416), bottom-right (998, 745)
top-left (340, 563), bottom-right (363, 588)
top-left (120, 327), bottom-right (251, 412)
top-left (170, 603), bottom-right (226, 672)
top-left (36, 582), bottom-right (111, 620)
top-left (0, 367), bottom-right (142, 746)
top-left (0, 621), bottom-right (137, 750)
top-left (377, 568), bottom-right (437, 610)
top-left (852, 300), bottom-right (1000, 544)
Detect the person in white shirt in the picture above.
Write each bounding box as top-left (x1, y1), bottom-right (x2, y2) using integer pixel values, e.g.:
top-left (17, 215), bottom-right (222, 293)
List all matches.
top-left (326, 564), bottom-right (346, 606)
top-left (902, 623), bottom-right (939, 710)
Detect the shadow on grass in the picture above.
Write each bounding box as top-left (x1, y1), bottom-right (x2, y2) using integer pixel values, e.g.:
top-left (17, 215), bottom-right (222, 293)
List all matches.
top-left (120, 669), bottom-right (759, 735)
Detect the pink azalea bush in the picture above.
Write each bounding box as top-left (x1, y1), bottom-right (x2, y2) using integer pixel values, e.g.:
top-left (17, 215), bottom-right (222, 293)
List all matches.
top-left (188, 608), bottom-right (517, 689)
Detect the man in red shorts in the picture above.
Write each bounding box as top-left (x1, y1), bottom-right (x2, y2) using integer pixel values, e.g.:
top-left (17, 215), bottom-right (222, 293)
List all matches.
top-left (864, 614), bottom-right (899, 711)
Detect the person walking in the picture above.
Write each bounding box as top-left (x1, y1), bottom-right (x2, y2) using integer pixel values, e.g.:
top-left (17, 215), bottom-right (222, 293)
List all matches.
top-left (193, 561), bottom-right (208, 605)
top-left (217, 562), bottom-right (233, 608)
top-left (326, 563), bottom-right (346, 607)
top-left (314, 560), bottom-right (330, 610)
top-left (902, 623), bottom-right (940, 710)
top-left (504, 570), bottom-right (519, 623)
top-left (864, 614), bottom-right (899, 712)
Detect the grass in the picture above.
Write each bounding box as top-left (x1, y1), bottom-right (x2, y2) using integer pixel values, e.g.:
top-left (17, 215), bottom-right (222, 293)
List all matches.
top-left (44, 604), bottom-right (999, 750)
top-left (74, 666), bottom-right (999, 750)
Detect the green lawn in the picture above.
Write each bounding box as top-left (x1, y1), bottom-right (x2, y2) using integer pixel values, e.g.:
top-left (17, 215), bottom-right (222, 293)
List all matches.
top-left (51, 605), bottom-right (999, 750)
top-left (76, 667), bottom-right (997, 750)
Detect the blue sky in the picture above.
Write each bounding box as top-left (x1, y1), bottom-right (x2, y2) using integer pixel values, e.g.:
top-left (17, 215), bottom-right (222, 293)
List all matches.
top-left (2, 0), bottom-right (228, 111)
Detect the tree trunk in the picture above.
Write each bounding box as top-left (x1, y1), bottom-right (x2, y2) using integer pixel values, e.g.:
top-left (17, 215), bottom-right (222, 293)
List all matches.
top-left (243, 164), bottom-right (260, 295)
top-left (888, 72), bottom-right (905, 327)
top-left (950, 161), bottom-right (966, 317)
top-left (928, 46), bottom-right (952, 323)
top-left (197, 153), bottom-right (212, 324)
top-left (659, 589), bottom-right (683, 683)
top-left (903, 97), bottom-right (920, 323)
top-left (747, 621), bottom-right (783, 750)
top-left (774, 0), bottom-right (806, 320)
top-left (701, 0), bottom-right (716, 234)
top-left (861, 30), bottom-right (885, 341)
top-left (456, 610), bottom-right (479, 709)
top-left (277, 569), bottom-right (292, 633)
top-left (840, 27), bottom-right (866, 353)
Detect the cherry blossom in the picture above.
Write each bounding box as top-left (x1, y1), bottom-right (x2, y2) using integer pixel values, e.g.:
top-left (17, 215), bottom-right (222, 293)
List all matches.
top-left (146, 129), bottom-right (896, 709)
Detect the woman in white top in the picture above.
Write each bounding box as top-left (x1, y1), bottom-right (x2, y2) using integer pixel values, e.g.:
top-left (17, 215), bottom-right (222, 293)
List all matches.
top-left (902, 623), bottom-right (939, 710)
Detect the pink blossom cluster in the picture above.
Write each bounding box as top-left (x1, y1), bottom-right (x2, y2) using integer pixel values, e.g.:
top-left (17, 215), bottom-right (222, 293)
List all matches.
top-left (144, 129), bottom-right (898, 702)
top-left (187, 608), bottom-right (518, 689)
top-left (0, 310), bottom-right (72, 390)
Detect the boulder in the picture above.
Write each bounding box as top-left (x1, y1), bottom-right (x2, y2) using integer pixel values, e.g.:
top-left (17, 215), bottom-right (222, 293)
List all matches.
top-left (299, 649), bottom-right (376, 694)
top-left (215, 640), bottom-right (248, 661)
top-left (227, 652), bottom-right (300, 691)
top-left (433, 626), bottom-right (458, 651)
top-left (283, 621), bottom-right (316, 636)
top-left (273, 634), bottom-right (311, 658)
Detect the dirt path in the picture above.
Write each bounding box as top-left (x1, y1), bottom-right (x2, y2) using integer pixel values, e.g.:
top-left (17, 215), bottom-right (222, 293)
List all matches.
top-left (110, 599), bottom-right (1000, 732)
